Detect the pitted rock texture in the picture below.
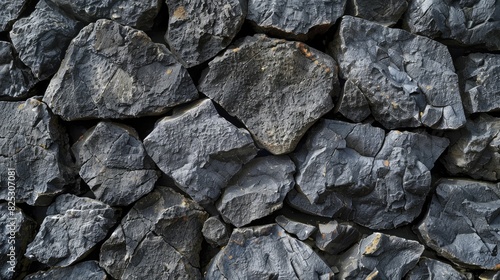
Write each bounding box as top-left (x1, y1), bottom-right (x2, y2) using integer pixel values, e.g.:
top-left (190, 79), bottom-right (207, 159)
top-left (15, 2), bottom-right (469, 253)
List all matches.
top-left (205, 224), bottom-right (334, 279)
top-left (10, 0), bottom-right (82, 81)
top-left (315, 220), bottom-right (361, 255)
top-left (0, 0), bottom-right (29, 31)
top-left (72, 122), bottom-right (159, 206)
top-left (404, 0), bottom-right (500, 50)
top-left (406, 257), bottom-right (469, 280)
top-left (99, 186), bottom-right (208, 280)
top-left (202, 216), bottom-right (231, 247)
top-left (144, 99), bottom-right (257, 204)
top-left (24, 261), bottom-right (107, 280)
top-left (275, 215), bottom-right (316, 241)
top-left (329, 16), bottom-right (466, 129)
top-left (347, 0), bottom-right (408, 26)
top-left (43, 19), bottom-right (198, 121)
top-left (417, 179), bottom-right (500, 270)
top-left (247, 0), bottom-right (346, 40)
top-left (199, 34), bottom-right (338, 155)
top-left (217, 155), bottom-right (295, 227)
top-left (0, 98), bottom-right (75, 206)
top-left (165, 0), bottom-right (246, 67)
top-left (25, 194), bottom-right (118, 267)
top-left (0, 41), bottom-right (37, 100)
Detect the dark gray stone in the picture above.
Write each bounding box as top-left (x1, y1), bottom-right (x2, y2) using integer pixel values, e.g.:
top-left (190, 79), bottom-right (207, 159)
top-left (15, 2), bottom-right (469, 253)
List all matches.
top-left (335, 232), bottom-right (424, 279)
top-left (406, 258), bottom-right (468, 280)
top-left (481, 271), bottom-right (500, 280)
top-left (43, 19), bottom-right (198, 121)
top-left (0, 41), bottom-right (36, 100)
top-left (0, 0), bottom-right (29, 31)
top-left (347, 0), bottom-right (408, 26)
top-left (165, 0), bottom-right (246, 67)
top-left (24, 261), bottom-right (107, 280)
top-left (202, 216), bottom-right (231, 247)
top-left (199, 34), bottom-right (338, 155)
top-left (247, 0), bottom-right (346, 40)
top-left (10, 0), bottom-right (82, 81)
top-left (144, 99), bottom-right (257, 204)
top-left (286, 188), bottom-right (352, 219)
top-left (72, 122), bottom-right (159, 206)
top-left (275, 215), bottom-right (316, 241)
top-left (217, 156), bottom-right (295, 227)
top-left (417, 179), bottom-right (500, 270)
top-left (455, 53), bottom-right (500, 114)
top-left (329, 16), bottom-right (466, 130)
top-left (315, 221), bottom-right (360, 255)
top-left (0, 98), bottom-right (76, 206)
top-left (99, 186), bottom-right (208, 280)
top-left (205, 224), bottom-right (334, 279)
top-left (404, 0), bottom-right (500, 50)
top-left (25, 194), bottom-right (118, 267)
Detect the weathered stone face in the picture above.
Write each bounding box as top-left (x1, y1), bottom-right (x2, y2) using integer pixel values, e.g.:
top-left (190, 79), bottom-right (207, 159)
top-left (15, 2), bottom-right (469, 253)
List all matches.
top-left (0, 41), bottom-right (36, 100)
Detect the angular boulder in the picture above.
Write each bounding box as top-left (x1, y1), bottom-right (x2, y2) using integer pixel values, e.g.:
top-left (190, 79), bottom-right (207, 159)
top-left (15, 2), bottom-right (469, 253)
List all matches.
top-left (275, 215), bottom-right (316, 241)
top-left (24, 261), bottom-right (107, 280)
top-left (202, 216), bottom-right (231, 247)
top-left (347, 0), bottom-right (408, 26)
top-left (406, 258), bottom-right (469, 280)
top-left (0, 41), bottom-right (36, 100)
top-left (315, 221), bottom-right (360, 255)
top-left (0, 0), bottom-right (30, 31)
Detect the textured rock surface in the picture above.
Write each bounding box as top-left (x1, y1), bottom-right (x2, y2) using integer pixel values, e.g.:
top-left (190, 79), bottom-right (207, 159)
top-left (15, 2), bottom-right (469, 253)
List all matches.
top-left (43, 19), bottom-right (198, 121)
top-left (165, 0), bottom-right (246, 67)
top-left (247, 0), bottom-right (346, 40)
top-left (404, 0), bottom-right (500, 50)
top-left (25, 194), bottom-right (118, 267)
top-left (417, 179), bottom-right (500, 270)
top-left (10, 0), bottom-right (82, 81)
top-left (275, 215), bottom-right (316, 241)
top-left (0, 98), bottom-right (75, 206)
top-left (335, 232), bottom-right (424, 279)
top-left (455, 53), bottom-right (500, 114)
top-left (315, 221), bottom-right (360, 255)
top-left (202, 216), bottom-right (231, 247)
top-left (286, 188), bottom-right (352, 219)
top-left (347, 0), bottom-right (408, 26)
top-left (406, 258), bottom-right (469, 280)
top-left (217, 156), bottom-right (295, 227)
top-left (144, 99), bottom-right (257, 204)
top-left (199, 34), bottom-right (338, 154)
top-left (99, 186), bottom-right (207, 279)
top-left (0, 0), bottom-right (29, 31)
top-left (0, 41), bottom-right (36, 100)
top-left (205, 224), bottom-right (334, 279)
top-left (72, 122), bottom-right (159, 206)
top-left (24, 261), bottom-right (107, 280)
top-left (481, 271), bottom-right (500, 280)
top-left (329, 16), bottom-right (466, 129)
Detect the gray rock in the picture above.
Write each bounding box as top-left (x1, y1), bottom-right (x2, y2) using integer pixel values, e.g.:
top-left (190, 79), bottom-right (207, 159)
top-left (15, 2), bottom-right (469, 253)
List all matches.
top-left (293, 119), bottom-right (449, 229)
top-left (335, 232), bottom-right (424, 279)
top-left (442, 115), bottom-right (500, 181)
top-left (481, 271), bottom-right (500, 280)
top-left (10, 0), bottom-right (82, 81)
top-left (205, 224), bottom-right (334, 279)
top-left (406, 258), bottom-right (468, 280)
top-left (99, 186), bottom-right (208, 279)
top-left (315, 221), bottom-right (360, 255)
top-left (202, 216), bottom-right (231, 247)
top-left (0, 41), bottom-right (37, 100)
top-left (417, 179), bottom-right (500, 270)
top-left (25, 194), bottom-right (118, 267)
top-left (247, 0), bottom-right (346, 40)
top-left (455, 53), bottom-right (500, 114)
top-left (0, 98), bottom-right (76, 206)
top-left (165, 0), bottom-right (246, 67)
top-left (72, 122), bottom-right (159, 206)
top-left (286, 188), bottom-right (352, 219)
top-left (0, 0), bottom-right (29, 31)
top-left (329, 16), bottom-right (466, 130)
top-left (24, 261), bottom-right (107, 280)
top-left (43, 19), bottom-right (198, 121)
top-left (275, 215), bottom-right (316, 241)
top-left (199, 34), bottom-right (338, 155)
top-left (144, 99), bottom-right (257, 204)
top-left (217, 156), bottom-right (295, 227)
top-left (404, 0), bottom-right (500, 50)
top-left (347, 0), bottom-right (408, 26)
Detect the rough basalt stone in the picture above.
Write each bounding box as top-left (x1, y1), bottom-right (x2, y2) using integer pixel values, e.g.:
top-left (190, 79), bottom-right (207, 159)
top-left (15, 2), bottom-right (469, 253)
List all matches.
top-left (481, 271), bottom-right (500, 280)
top-left (144, 99), bottom-right (257, 204)
top-left (347, 0), bottom-right (408, 26)
top-left (25, 194), bottom-right (118, 267)
top-left (275, 215), bottom-right (316, 241)
top-left (286, 188), bottom-right (352, 219)
top-left (417, 179), bottom-right (500, 270)
top-left (0, 98), bottom-right (76, 206)
top-left (202, 216), bottom-right (231, 247)
top-left (315, 221), bottom-right (360, 255)
top-left (406, 258), bottom-right (469, 280)
top-left (0, 0), bottom-right (30, 31)
top-left (199, 34), bottom-right (338, 155)
top-left (329, 16), bottom-right (466, 130)
top-left (0, 41), bottom-right (37, 100)
top-left (43, 19), bottom-right (198, 121)
top-left (217, 156), bottom-right (295, 227)
top-left (165, 0), bottom-right (246, 67)
top-left (99, 186), bottom-right (208, 280)
top-left (24, 261), bottom-right (107, 280)
top-left (247, 0), bottom-right (346, 40)
top-left (72, 122), bottom-right (159, 206)
top-left (205, 224), bottom-right (334, 279)
top-left (10, 0), bottom-right (82, 81)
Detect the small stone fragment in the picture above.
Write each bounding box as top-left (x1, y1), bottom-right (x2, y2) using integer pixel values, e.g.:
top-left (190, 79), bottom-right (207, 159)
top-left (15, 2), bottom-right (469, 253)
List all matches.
top-left (43, 19), bottom-right (198, 121)
top-left (10, 0), bottom-right (82, 80)
top-left (144, 99), bottom-right (257, 204)
top-left (0, 41), bottom-right (37, 100)
top-left (199, 34), bottom-right (338, 155)
top-left (25, 194), bottom-right (118, 267)
top-left (329, 16), bottom-right (466, 129)
top-left (100, 186), bottom-right (208, 279)
top-left (247, 0), bottom-right (346, 40)
top-left (406, 258), bottom-right (469, 280)
top-left (24, 261), bottom-right (107, 280)
top-left (335, 232), bottom-right (424, 279)
top-left (217, 156), bottom-right (295, 227)
top-left (165, 0), bottom-right (246, 67)
top-left (347, 0), bottom-right (408, 26)
top-left (275, 215), bottom-right (316, 241)
top-left (0, 0), bottom-right (30, 31)
top-left (286, 189), bottom-right (352, 219)
top-left (315, 221), bottom-right (360, 255)
top-left (417, 179), bottom-right (500, 270)
top-left (202, 216), bottom-right (231, 247)
top-left (205, 224), bottom-right (334, 279)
